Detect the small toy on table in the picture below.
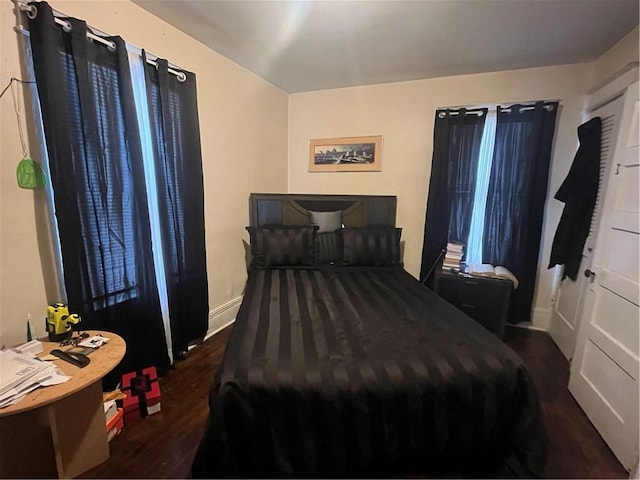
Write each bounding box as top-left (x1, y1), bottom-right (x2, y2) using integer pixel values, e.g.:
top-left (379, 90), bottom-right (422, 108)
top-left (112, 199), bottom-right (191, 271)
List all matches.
top-left (45, 303), bottom-right (81, 342)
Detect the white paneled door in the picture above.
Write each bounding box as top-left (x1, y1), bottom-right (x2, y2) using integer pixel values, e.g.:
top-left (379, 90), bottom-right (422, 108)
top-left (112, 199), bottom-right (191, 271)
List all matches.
top-left (569, 82), bottom-right (640, 471)
top-left (549, 96), bottom-right (623, 361)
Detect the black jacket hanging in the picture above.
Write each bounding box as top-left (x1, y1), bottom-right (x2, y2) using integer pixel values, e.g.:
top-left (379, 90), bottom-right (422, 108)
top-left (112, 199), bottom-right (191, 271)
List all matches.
top-left (549, 117), bottom-right (602, 280)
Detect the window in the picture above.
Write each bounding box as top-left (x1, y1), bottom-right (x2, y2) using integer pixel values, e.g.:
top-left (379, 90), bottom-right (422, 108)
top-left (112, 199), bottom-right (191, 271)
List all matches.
top-left (26, 2), bottom-right (208, 373)
top-left (466, 110), bottom-right (496, 264)
top-left (421, 102), bottom-right (559, 323)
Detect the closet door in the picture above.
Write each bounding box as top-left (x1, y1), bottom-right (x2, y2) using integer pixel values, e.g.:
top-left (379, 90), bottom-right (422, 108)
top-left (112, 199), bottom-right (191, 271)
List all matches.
top-left (569, 82), bottom-right (639, 470)
top-left (549, 96), bottom-right (623, 361)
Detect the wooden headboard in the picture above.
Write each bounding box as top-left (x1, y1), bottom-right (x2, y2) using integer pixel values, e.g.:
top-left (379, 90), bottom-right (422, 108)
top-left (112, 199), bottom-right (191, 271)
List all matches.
top-left (249, 193), bottom-right (397, 228)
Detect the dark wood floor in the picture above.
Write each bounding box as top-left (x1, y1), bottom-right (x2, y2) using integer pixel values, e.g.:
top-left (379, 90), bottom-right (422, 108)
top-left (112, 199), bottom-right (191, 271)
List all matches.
top-left (81, 325), bottom-right (627, 479)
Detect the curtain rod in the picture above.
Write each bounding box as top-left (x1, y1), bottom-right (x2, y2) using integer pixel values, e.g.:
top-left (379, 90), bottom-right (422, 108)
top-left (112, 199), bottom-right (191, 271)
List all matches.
top-left (15, 1), bottom-right (187, 82)
top-left (439, 100), bottom-right (559, 117)
top-left (500, 103), bottom-right (556, 113)
top-left (439, 109), bottom-right (486, 117)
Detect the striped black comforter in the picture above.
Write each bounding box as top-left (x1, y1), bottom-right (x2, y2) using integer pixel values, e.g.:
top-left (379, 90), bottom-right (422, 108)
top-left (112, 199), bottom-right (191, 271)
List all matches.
top-left (192, 266), bottom-right (546, 477)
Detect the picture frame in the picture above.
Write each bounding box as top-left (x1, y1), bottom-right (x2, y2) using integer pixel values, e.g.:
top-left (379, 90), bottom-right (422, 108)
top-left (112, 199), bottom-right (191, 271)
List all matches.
top-left (308, 135), bottom-right (383, 172)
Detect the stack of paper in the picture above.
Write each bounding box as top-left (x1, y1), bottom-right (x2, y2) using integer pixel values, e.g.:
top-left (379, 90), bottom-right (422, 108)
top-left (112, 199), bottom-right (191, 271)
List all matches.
top-left (0, 350), bottom-right (69, 408)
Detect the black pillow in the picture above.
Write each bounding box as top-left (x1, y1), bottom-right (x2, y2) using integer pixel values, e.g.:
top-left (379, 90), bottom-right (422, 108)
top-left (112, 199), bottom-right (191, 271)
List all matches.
top-left (316, 231), bottom-right (343, 264)
top-left (342, 227), bottom-right (402, 266)
top-left (246, 226), bottom-right (317, 267)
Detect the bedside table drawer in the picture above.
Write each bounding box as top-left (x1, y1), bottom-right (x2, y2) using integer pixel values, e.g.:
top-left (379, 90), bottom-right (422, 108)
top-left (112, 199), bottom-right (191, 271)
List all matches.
top-left (433, 270), bottom-right (512, 339)
top-left (484, 282), bottom-right (508, 305)
top-left (458, 279), bottom-right (484, 305)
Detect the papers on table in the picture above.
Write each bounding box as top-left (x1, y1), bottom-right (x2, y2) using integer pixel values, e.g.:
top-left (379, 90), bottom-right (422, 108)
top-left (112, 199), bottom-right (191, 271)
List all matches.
top-left (0, 350), bottom-right (70, 408)
top-left (78, 335), bottom-right (109, 349)
top-left (0, 350), bottom-right (46, 394)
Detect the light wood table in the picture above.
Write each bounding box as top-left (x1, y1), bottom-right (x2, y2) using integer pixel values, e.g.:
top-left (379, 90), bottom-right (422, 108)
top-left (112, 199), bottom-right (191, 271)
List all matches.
top-left (0, 331), bottom-right (126, 478)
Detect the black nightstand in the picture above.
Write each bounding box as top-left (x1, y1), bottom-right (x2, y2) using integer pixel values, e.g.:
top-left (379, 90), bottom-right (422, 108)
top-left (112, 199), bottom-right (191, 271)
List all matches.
top-left (433, 269), bottom-right (512, 339)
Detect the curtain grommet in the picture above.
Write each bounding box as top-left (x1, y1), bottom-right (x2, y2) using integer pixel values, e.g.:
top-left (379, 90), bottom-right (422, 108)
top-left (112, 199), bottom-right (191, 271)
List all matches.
top-left (177, 72), bottom-right (187, 82)
top-left (24, 4), bottom-right (37, 19)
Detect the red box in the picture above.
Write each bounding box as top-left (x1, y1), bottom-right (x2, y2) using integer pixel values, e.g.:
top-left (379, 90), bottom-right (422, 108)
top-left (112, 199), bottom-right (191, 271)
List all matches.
top-left (121, 367), bottom-right (161, 424)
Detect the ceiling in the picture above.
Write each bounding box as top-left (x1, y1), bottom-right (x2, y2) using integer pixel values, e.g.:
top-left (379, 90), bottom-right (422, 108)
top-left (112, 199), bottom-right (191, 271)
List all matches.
top-left (133, 0), bottom-right (639, 93)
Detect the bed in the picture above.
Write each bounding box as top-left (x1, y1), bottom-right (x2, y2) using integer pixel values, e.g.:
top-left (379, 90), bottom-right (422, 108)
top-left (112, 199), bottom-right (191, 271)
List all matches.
top-left (191, 193), bottom-right (546, 478)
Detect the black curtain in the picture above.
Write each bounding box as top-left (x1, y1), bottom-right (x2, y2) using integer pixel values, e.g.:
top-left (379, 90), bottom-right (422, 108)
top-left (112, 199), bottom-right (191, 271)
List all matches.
top-left (420, 108), bottom-right (487, 285)
top-left (29, 1), bottom-right (170, 380)
top-left (143, 56), bottom-right (209, 356)
top-left (483, 102), bottom-right (559, 323)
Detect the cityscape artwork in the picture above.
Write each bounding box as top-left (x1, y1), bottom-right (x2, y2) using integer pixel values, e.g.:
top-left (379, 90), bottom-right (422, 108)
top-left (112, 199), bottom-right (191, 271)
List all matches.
top-left (309, 135), bottom-right (382, 172)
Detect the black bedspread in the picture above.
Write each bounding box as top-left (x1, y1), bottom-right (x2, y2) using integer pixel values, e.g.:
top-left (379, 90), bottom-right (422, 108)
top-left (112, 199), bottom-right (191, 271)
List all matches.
top-left (192, 267), bottom-right (546, 477)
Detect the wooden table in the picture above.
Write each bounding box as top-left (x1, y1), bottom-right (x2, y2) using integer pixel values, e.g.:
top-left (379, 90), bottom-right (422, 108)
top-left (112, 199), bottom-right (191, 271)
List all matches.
top-left (0, 331), bottom-right (126, 478)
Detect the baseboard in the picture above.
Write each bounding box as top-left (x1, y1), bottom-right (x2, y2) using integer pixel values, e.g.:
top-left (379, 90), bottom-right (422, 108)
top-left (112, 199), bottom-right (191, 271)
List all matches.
top-left (507, 322), bottom-right (549, 333)
top-left (529, 307), bottom-right (551, 331)
top-left (205, 296), bottom-right (243, 340)
top-left (507, 308), bottom-right (550, 332)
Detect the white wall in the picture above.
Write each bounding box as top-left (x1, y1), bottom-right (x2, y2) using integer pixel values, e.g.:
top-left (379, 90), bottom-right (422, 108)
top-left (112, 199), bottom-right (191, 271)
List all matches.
top-left (0, 0), bottom-right (289, 348)
top-left (288, 63), bottom-right (590, 328)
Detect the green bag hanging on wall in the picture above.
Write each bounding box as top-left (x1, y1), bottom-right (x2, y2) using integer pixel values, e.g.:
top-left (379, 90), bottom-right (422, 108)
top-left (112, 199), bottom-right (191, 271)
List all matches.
top-left (16, 156), bottom-right (46, 189)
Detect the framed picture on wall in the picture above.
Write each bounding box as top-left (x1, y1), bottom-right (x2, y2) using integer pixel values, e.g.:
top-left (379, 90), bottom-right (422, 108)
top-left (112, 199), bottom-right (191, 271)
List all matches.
top-left (308, 135), bottom-right (382, 172)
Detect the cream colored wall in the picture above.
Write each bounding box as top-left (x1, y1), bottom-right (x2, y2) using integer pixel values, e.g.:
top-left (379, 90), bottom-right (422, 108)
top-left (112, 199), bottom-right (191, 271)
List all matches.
top-left (288, 63), bottom-right (590, 329)
top-left (588, 26), bottom-right (639, 90)
top-left (1, 2), bottom-right (636, 345)
top-left (0, 0), bottom-right (288, 348)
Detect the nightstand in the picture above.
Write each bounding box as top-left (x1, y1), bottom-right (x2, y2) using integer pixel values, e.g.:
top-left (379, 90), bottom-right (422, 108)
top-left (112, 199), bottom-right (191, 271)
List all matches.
top-left (434, 269), bottom-right (512, 339)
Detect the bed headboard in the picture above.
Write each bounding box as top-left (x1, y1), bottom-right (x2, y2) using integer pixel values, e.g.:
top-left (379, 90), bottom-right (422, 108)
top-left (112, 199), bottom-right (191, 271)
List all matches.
top-left (249, 193), bottom-right (397, 227)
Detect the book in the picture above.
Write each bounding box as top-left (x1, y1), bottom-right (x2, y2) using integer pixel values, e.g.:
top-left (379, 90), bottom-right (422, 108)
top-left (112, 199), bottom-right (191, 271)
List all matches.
top-left (441, 241), bottom-right (465, 271)
top-left (446, 241), bottom-right (464, 253)
top-left (104, 399), bottom-right (118, 424)
top-left (467, 264), bottom-right (519, 289)
top-left (443, 263), bottom-right (460, 269)
top-left (106, 408), bottom-right (124, 441)
top-left (106, 407), bottom-right (124, 431)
